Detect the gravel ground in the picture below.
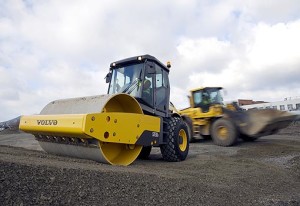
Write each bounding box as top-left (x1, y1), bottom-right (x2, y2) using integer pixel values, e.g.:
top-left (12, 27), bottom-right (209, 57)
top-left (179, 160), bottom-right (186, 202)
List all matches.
top-left (0, 123), bottom-right (299, 206)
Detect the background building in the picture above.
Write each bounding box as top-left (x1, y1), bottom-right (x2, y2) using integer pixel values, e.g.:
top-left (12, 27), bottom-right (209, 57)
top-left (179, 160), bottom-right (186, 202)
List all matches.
top-left (240, 97), bottom-right (300, 111)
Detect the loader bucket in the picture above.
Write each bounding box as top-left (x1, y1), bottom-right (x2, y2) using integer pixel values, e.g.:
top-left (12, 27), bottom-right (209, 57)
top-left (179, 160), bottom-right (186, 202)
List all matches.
top-left (19, 94), bottom-right (160, 166)
top-left (224, 109), bottom-right (298, 138)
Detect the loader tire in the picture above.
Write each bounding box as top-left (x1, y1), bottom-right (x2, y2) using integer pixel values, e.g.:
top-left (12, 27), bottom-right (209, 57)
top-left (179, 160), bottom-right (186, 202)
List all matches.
top-left (183, 116), bottom-right (195, 142)
top-left (160, 117), bottom-right (189, 161)
top-left (138, 146), bottom-right (152, 159)
top-left (211, 118), bottom-right (238, 146)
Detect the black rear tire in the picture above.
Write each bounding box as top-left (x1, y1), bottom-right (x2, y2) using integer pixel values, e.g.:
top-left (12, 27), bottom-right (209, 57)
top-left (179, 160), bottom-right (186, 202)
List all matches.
top-left (160, 117), bottom-right (189, 161)
top-left (138, 146), bottom-right (152, 159)
top-left (211, 118), bottom-right (238, 146)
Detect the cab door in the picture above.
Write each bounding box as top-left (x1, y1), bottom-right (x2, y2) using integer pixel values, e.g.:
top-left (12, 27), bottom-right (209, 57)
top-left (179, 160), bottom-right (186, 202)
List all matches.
top-left (154, 65), bottom-right (170, 113)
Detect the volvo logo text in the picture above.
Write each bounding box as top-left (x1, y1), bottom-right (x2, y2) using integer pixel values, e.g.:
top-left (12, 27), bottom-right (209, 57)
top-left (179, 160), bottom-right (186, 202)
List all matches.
top-left (37, 120), bottom-right (58, 126)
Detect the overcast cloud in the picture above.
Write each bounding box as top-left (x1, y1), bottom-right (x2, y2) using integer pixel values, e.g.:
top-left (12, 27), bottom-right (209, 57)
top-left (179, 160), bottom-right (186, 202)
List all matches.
top-left (1, 0), bottom-right (300, 121)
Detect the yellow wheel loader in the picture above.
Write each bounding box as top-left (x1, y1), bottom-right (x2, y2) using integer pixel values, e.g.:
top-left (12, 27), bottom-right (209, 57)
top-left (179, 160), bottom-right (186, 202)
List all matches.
top-left (179, 87), bottom-right (297, 146)
top-left (19, 55), bottom-right (189, 166)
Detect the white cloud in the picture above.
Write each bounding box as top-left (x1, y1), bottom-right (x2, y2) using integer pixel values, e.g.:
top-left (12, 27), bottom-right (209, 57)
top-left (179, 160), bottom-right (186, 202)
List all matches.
top-left (247, 21), bottom-right (300, 68)
top-left (1, 0), bottom-right (300, 121)
top-left (177, 37), bottom-right (233, 73)
top-left (240, 0), bottom-right (300, 23)
top-left (172, 19), bottom-right (300, 109)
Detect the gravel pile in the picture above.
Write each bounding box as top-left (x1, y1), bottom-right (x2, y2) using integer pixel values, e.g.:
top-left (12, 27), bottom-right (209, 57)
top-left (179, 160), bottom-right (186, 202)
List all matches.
top-left (0, 125), bottom-right (299, 206)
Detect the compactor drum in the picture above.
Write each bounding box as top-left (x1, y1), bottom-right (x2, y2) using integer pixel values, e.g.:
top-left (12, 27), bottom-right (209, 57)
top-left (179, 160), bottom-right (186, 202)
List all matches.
top-left (19, 55), bottom-right (189, 165)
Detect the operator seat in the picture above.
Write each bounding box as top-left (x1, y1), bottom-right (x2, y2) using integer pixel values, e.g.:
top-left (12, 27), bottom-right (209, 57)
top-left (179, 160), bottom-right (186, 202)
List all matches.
top-left (142, 79), bottom-right (152, 104)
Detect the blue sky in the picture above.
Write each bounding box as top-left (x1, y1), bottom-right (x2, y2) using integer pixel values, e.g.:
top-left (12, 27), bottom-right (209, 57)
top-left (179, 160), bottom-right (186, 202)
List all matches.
top-left (1, 0), bottom-right (300, 121)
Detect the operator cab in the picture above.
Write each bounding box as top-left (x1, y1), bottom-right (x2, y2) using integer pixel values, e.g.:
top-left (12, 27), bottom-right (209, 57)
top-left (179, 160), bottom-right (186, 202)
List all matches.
top-left (191, 87), bottom-right (224, 112)
top-left (106, 55), bottom-right (170, 117)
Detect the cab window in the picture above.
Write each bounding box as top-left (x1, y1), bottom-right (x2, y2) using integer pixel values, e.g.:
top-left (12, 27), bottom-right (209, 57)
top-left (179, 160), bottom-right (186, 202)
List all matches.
top-left (155, 65), bottom-right (169, 111)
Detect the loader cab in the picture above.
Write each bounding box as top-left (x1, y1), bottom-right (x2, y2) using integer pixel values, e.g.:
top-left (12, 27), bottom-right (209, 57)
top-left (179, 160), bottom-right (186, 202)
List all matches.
top-left (106, 55), bottom-right (170, 117)
top-left (191, 87), bottom-right (224, 112)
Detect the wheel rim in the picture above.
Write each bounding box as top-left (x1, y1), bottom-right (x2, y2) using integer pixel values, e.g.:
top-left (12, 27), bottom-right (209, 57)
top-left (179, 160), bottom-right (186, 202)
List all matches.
top-left (217, 126), bottom-right (228, 140)
top-left (179, 129), bottom-right (188, 152)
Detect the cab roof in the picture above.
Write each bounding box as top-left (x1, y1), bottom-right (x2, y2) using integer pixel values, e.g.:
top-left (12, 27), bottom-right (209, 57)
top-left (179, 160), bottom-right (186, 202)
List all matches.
top-left (190, 87), bottom-right (223, 92)
top-left (110, 54), bottom-right (169, 72)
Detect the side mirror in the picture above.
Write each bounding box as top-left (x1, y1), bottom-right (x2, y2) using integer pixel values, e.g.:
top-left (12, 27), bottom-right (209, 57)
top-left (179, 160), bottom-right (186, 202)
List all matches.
top-left (146, 62), bottom-right (156, 74)
top-left (105, 72), bottom-right (112, 83)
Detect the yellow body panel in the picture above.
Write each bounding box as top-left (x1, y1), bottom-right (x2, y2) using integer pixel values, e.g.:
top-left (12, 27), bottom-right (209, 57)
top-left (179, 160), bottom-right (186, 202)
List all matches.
top-left (19, 114), bottom-right (88, 138)
top-left (179, 105), bottom-right (223, 121)
top-left (85, 113), bottom-right (160, 144)
top-left (193, 118), bottom-right (209, 126)
top-left (19, 112), bottom-right (160, 144)
top-left (179, 105), bottom-right (223, 136)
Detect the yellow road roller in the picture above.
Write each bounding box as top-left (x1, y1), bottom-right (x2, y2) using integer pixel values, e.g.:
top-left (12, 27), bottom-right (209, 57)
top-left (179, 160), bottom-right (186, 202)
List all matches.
top-left (19, 55), bottom-right (189, 166)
